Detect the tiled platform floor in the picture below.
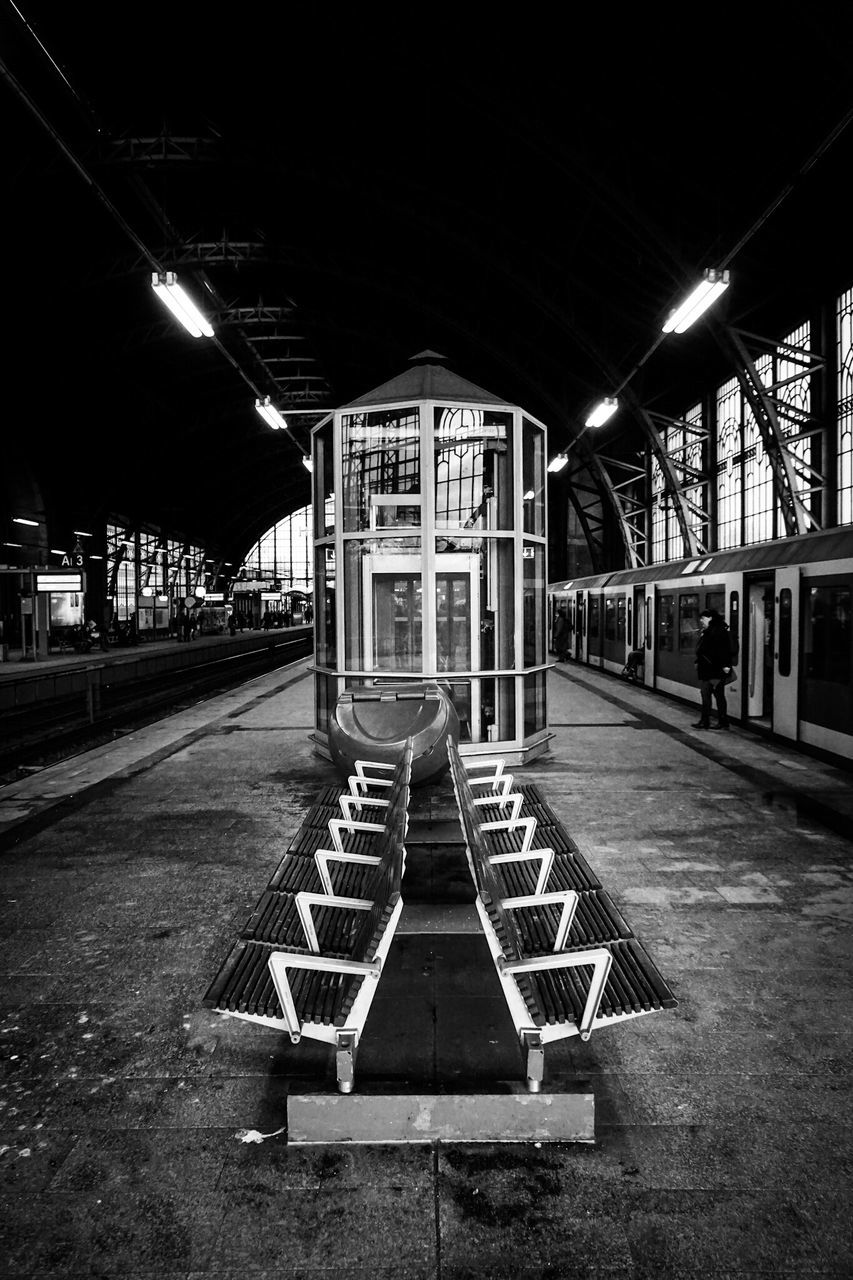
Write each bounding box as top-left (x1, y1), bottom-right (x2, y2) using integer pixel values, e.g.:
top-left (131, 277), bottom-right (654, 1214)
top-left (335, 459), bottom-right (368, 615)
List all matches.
top-left (1, 657), bottom-right (851, 1277)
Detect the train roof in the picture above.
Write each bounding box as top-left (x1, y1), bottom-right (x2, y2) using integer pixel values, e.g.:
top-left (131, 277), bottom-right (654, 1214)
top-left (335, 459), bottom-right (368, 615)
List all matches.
top-left (549, 526), bottom-right (853, 592)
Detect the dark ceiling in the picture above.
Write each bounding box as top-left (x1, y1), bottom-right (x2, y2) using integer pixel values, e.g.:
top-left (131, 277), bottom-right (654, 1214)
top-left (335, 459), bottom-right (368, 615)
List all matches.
top-left (4, 5), bottom-right (853, 565)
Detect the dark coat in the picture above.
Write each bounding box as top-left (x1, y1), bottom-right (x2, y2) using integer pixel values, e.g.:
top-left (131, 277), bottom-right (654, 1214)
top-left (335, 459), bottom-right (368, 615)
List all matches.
top-left (696, 620), bottom-right (733, 681)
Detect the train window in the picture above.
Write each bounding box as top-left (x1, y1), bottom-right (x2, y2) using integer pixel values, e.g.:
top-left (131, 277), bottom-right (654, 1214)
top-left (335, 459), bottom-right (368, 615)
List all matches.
top-left (679, 593), bottom-right (700, 652)
top-left (644, 597), bottom-right (651, 648)
top-left (804, 585), bottom-right (851, 683)
top-left (604, 597), bottom-right (616, 641)
top-left (706, 590), bottom-right (724, 615)
top-left (617, 595), bottom-right (626, 642)
top-left (778, 588), bottom-right (792, 676)
top-left (589, 596), bottom-right (600, 639)
top-left (658, 594), bottom-right (674, 651)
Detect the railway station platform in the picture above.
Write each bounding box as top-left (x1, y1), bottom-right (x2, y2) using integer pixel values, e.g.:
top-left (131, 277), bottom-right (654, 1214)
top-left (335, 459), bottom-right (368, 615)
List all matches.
top-left (0, 657), bottom-right (851, 1276)
top-left (0, 625), bottom-right (311, 692)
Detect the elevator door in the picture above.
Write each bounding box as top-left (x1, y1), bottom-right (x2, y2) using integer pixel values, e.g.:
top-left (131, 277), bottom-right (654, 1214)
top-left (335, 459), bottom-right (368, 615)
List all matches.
top-left (362, 552), bottom-right (479, 677)
top-left (436, 572), bottom-right (472, 671)
top-left (364, 557), bottom-right (423, 672)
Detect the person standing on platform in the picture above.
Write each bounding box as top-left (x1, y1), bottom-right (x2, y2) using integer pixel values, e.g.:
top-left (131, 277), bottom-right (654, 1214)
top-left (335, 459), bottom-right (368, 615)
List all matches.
top-left (693, 608), bottom-right (734, 730)
top-left (228, 609), bottom-right (237, 637)
top-left (552, 606), bottom-right (569, 661)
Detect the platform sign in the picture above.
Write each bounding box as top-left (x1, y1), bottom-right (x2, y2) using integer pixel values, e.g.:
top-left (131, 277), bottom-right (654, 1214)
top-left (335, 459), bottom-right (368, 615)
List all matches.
top-left (36, 573), bottom-right (84, 592)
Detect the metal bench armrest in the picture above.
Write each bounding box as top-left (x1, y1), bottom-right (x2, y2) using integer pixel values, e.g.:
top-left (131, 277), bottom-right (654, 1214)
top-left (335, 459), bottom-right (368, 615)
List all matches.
top-left (498, 946), bottom-right (613, 1039)
top-left (473, 791), bottom-right (523, 820)
top-left (467, 773), bottom-right (514, 797)
top-left (478, 815), bottom-right (537, 853)
top-left (348, 775), bottom-right (394, 797)
top-left (314, 849), bottom-right (382, 896)
top-left (499, 888), bottom-right (579, 950)
top-left (488, 846), bottom-right (556, 896)
top-left (327, 817), bottom-right (386, 853)
top-left (294, 891), bottom-right (372, 953)
top-left (268, 950), bottom-right (383, 1041)
top-left (354, 760), bottom-right (396, 779)
top-left (339, 794), bottom-right (391, 821)
top-left (464, 756), bottom-right (506, 777)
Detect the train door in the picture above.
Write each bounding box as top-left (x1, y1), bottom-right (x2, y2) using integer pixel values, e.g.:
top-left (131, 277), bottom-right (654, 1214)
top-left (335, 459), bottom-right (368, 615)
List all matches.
top-left (745, 575), bottom-right (775, 726)
top-left (773, 566), bottom-right (800, 740)
top-left (633, 585), bottom-right (646, 681)
top-left (800, 572), bottom-right (853, 754)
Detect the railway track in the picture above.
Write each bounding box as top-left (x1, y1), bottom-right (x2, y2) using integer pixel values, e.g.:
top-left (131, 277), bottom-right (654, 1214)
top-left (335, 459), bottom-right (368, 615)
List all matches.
top-left (0, 633), bottom-right (312, 784)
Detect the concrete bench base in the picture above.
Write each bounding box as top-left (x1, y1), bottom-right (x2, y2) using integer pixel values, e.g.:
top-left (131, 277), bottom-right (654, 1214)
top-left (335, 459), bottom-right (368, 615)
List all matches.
top-left (287, 1089), bottom-right (595, 1144)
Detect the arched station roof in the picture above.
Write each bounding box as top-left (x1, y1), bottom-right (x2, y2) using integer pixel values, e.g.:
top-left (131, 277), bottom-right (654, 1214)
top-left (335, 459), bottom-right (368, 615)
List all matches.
top-left (3, 6), bottom-right (853, 568)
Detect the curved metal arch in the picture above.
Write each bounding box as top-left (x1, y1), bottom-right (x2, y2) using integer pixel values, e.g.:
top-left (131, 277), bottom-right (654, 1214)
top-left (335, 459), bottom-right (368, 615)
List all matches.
top-left (719, 325), bottom-right (825, 537)
top-left (630, 396), bottom-right (709, 559)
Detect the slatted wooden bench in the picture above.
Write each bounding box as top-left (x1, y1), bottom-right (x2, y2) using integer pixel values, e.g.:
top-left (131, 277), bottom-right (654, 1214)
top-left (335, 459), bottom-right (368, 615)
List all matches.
top-left (297, 755), bottom-right (405, 830)
top-left (447, 737), bottom-right (677, 1093)
top-left (269, 748), bottom-right (413, 897)
top-left (203, 742), bottom-right (413, 1093)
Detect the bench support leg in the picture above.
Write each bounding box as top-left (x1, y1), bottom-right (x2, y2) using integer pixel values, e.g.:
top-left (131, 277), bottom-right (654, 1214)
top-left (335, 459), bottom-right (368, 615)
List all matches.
top-left (335, 1031), bottom-right (358, 1094)
top-left (521, 1030), bottom-right (544, 1093)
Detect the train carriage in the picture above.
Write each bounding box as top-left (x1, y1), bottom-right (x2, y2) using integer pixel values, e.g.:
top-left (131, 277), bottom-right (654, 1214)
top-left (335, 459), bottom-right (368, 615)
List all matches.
top-left (549, 527), bottom-right (853, 765)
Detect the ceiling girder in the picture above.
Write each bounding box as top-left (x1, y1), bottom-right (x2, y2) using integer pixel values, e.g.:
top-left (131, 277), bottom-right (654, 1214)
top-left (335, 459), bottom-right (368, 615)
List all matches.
top-left (100, 135), bottom-right (221, 165)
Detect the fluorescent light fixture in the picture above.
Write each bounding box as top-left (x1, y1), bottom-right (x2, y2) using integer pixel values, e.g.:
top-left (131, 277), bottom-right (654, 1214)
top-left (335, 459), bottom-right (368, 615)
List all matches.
top-left (547, 454), bottom-right (569, 474)
top-left (50, 548), bottom-right (65, 555)
top-left (3, 541), bottom-right (23, 548)
top-left (13, 517), bottom-right (39, 526)
top-left (73, 530), bottom-right (92, 537)
top-left (151, 271), bottom-right (214, 338)
top-left (662, 268), bottom-right (730, 334)
top-left (302, 456), bottom-right (314, 472)
top-left (89, 554), bottom-right (104, 560)
top-left (585, 397), bottom-right (619, 429)
top-left (255, 396), bottom-right (289, 431)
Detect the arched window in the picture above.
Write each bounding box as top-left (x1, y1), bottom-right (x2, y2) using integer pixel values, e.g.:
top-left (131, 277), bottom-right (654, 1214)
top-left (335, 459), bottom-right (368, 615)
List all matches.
top-left (240, 503), bottom-right (323, 589)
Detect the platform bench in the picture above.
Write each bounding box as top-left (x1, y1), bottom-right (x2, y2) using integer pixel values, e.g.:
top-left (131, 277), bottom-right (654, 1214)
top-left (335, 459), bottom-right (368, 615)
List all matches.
top-left (447, 737), bottom-right (677, 1092)
top-left (268, 747), bottom-right (413, 896)
top-left (202, 743), bottom-right (413, 1092)
top-left (297, 753), bottom-right (408, 831)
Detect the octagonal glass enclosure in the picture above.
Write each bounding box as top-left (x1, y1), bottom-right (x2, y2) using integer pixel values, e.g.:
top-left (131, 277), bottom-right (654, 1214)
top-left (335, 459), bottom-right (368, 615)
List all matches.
top-left (311, 355), bottom-right (549, 763)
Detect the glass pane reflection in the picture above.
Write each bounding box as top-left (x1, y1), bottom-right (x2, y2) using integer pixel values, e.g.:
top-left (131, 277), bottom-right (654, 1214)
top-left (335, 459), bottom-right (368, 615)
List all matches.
top-left (434, 408), bottom-right (513, 529)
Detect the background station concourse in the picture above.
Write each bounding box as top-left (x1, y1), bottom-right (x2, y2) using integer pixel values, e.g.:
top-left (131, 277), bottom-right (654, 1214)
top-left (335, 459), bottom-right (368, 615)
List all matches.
top-left (2, 7), bottom-right (853, 1280)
